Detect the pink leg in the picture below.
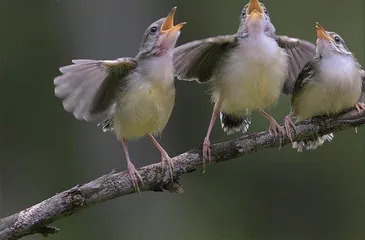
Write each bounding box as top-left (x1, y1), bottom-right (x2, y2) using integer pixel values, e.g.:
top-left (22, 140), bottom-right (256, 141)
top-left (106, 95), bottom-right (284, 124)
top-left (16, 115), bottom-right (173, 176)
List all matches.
top-left (355, 102), bottom-right (365, 133)
top-left (284, 113), bottom-right (297, 143)
top-left (202, 102), bottom-right (220, 172)
top-left (257, 107), bottom-right (283, 138)
top-left (148, 134), bottom-right (174, 181)
top-left (122, 138), bottom-right (143, 192)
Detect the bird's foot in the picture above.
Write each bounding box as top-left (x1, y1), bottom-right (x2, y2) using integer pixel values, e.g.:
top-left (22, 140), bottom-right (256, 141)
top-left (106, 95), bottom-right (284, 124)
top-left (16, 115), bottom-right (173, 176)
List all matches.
top-left (355, 102), bottom-right (365, 114)
top-left (202, 137), bottom-right (211, 172)
top-left (257, 108), bottom-right (283, 141)
top-left (160, 151), bottom-right (174, 182)
top-left (284, 115), bottom-right (297, 143)
top-left (354, 102), bottom-right (365, 133)
top-left (268, 119), bottom-right (284, 139)
top-left (127, 163), bottom-right (143, 192)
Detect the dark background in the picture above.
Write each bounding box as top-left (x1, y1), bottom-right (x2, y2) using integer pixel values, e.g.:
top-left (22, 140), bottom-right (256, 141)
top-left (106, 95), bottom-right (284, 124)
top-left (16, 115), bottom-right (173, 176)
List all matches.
top-left (0, 0), bottom-right (364, 239)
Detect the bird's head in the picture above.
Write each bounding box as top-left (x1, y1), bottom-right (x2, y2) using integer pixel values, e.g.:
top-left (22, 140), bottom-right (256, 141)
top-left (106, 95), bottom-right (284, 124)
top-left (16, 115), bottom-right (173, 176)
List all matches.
top-left (138, 7), bottom-right (186, 58)
top-left (238, 0), bottom-right (275, 36)
top-left (315, 22), bottom-right (352, 57)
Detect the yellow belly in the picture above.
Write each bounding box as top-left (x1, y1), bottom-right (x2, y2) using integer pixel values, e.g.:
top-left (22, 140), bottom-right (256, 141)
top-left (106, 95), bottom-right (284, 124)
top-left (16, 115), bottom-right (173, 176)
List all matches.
top-left (221, 75), bottom-right (283, 112)
top-left (212, 40), bottom-right (288, 114)
top-left (293, 84), bottom-right (361, 121)
top-left (212, 62), bottom-right (286, 114)
top-left (113, 83), bottom-right (175, 140)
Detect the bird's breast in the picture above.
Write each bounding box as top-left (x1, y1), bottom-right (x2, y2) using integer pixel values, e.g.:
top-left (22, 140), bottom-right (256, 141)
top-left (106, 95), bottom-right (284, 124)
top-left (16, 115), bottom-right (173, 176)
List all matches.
top-left (213, 35), bottom-right (288, 113)
top-left (293, 57), bottom-right (362, 120)
top-left (112, 72), bottom-right (175, 140)
top-left (141, 55), bottom-right (175, 85)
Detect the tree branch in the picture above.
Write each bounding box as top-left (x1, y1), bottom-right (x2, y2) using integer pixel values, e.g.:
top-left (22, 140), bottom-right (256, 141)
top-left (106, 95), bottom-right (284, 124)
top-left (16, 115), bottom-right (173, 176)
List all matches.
top-left (1, 108), bottom-right (364, 240)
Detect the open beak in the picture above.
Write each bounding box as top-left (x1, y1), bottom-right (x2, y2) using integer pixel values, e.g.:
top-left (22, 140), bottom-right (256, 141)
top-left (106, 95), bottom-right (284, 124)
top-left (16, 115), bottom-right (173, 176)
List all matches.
top-left (161, 7), bottom-right (186, 34)
top-left (315, 22), bottom-right (334, 43)
top-left (247, 0), bottom-right (264, 21)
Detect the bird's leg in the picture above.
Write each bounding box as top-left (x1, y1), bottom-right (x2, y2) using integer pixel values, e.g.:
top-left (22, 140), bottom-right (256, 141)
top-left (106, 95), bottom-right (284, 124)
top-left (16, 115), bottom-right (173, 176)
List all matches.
top-left (148, 134), bottom-right (174, 182)
top-left (122, 138), bottom-right (143, 192)
top-left (257, 107), bottom-right (283, 138)
top-left (202, 102), bottom-right (220, 172)
top-left (284, 113), bottom-right (297, 143)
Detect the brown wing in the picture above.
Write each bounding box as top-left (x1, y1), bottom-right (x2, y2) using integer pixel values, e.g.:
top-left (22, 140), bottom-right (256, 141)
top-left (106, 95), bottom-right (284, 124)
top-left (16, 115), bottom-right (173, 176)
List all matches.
top-left (276, 36), bottom-right (316, 95)
top-left (54, 58), bottom-right (137, 122)
top-left (173, 35), bottom-right (238, 83)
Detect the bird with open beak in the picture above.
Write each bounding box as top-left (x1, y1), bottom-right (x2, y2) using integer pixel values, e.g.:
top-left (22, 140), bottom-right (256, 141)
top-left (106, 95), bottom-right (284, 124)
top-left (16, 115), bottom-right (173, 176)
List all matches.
top-left (54, 7), bottom-right (185, 191)
top-left (173, 0), bottom-right (316, 170)
top-left (284, 23), bottom-right (365, 151)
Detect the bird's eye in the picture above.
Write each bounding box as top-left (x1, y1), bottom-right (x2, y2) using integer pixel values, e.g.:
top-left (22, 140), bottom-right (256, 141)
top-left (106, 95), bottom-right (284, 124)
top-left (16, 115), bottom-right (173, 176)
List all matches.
top-left (150, 26), bottom-right (158, 34)
top-left (334, 36), bottom-right (341, 44)
top-left (264, 9), bottom-right (268, 14)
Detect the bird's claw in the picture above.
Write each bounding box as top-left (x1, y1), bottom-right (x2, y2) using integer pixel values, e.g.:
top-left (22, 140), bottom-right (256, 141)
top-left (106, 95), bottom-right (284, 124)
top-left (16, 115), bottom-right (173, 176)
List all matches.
top-left (284, 115), bottom-right (297, 143)
top-left (354, 102), bottom-right (365, 133)
top-left (202, 137), bottom-right (211, 172)
top-left (355, 102), bottom-right (365, 114)
top-left (161, 153), bottom-right (174, 182)
top-left (127, 163), bottom-right (143, 192)
top-left (268, 120), bottom-right (284, 142)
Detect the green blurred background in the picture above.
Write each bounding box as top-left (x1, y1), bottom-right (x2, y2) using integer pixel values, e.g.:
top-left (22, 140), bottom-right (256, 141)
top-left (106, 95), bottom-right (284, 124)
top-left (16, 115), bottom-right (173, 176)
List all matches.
top-left (0, 0), bottom-right (364, 239)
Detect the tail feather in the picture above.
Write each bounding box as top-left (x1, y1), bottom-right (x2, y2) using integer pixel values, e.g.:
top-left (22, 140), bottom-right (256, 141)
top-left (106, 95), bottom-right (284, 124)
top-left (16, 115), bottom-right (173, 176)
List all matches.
top-left (220, 112), bottom-right (251, 135)
top-left (293, 133), bottom-right (334, 152)
top-left (98, 118), bottom-right (114, 133)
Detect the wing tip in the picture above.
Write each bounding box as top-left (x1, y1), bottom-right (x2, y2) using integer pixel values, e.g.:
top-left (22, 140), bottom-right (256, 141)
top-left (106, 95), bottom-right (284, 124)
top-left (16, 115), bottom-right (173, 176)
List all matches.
top-left (58, 66), bottom-right (69, 74)
top-left (53, 75), bottom-right (64, 85)
top-left (54, 87), bottom-right (62, 98)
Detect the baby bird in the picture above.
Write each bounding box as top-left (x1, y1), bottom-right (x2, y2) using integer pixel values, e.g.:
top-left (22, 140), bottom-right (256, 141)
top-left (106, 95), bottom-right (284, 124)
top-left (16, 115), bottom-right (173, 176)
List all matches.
top-left (284, 23), bottom-right (365, 152)
top-left (54, 7), bottom-right (185, 191)
top-left (173, 0), bottom-right (315, 169)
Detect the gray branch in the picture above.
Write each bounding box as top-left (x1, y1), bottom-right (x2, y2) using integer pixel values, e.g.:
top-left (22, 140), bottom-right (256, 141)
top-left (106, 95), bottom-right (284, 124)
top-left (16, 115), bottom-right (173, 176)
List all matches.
top-left (1, 107), bottom-right (364, 240)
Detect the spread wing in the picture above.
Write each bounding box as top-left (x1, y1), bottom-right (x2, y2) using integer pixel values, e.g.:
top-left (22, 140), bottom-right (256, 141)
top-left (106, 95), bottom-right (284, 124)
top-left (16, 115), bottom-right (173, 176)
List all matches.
top-left (276, 36), bottom-right (316, 95)
top-left (54, 58), bottom-right (137, 122)
top-left (173, 35), bottom-right (238, 83)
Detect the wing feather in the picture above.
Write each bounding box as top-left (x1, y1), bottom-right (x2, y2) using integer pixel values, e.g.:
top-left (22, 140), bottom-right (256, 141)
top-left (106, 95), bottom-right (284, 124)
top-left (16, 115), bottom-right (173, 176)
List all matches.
top-left (276, 36), bottom-right (316, 94)
top-left (173, 35), bottom-right (238, 83)
top-left (54, 57), bottom-right (137, 122)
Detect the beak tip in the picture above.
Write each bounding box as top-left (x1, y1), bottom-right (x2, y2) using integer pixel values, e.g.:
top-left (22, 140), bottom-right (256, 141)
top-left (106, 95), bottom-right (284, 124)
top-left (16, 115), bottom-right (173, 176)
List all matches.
top-left (165, 6), bottom-right (177, 18)
top-left (247, 0), bottom-right (264, 15)
top-left (161, 8), bottom-right (185, 32)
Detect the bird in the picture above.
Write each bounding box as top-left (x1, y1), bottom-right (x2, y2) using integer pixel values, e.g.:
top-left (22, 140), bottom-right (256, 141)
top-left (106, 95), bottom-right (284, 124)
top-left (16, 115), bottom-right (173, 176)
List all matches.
top-left (284, 22), bottom-right (365, 152)
top-left (54, 7), bottom-right (186, 191)
top-left (173, 0), bottom-right (316, 169)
